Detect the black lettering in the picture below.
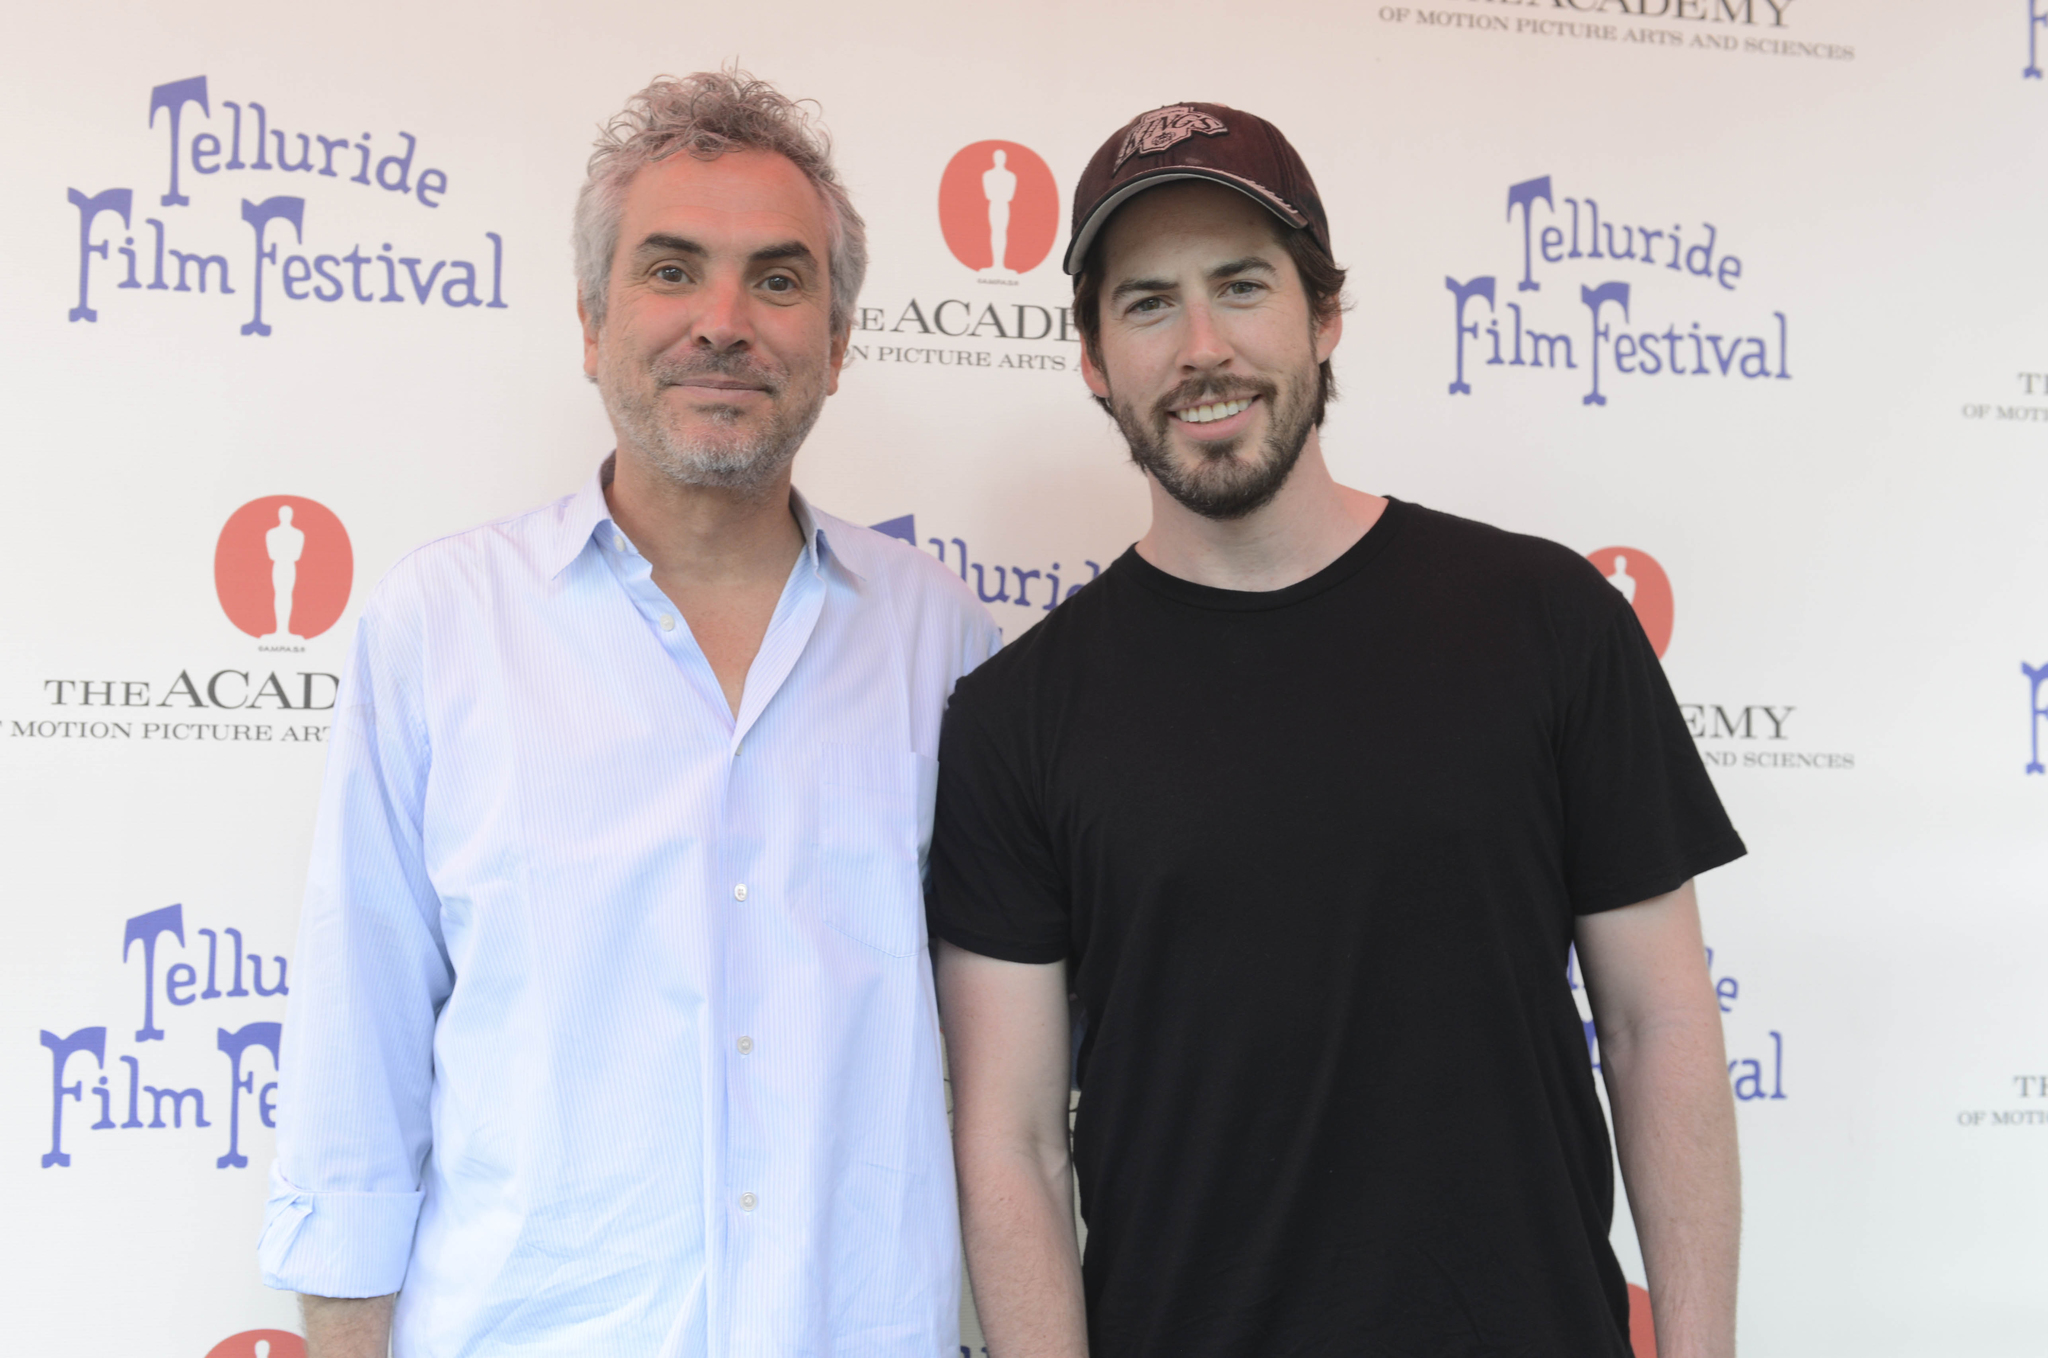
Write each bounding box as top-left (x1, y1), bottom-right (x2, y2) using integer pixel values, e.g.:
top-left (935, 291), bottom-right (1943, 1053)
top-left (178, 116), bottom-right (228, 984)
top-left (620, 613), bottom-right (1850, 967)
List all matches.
top-left (158, 671), bottom-right (206, 708)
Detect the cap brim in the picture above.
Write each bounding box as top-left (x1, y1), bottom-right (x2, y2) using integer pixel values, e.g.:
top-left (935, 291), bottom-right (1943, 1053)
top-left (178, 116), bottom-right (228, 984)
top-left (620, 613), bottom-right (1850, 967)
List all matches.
top-left (1062, 166), bottom-right (1311, 275)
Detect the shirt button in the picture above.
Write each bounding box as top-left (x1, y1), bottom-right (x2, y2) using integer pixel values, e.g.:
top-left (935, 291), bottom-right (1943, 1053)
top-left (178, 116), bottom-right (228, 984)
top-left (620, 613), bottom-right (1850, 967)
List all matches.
top-left (658, 614), bottom-right (676, 632)
top-left (736, 1036), bottom-right (754, 1055)
top-left (739, 1192), bottom-right (757, 1211)
top-left (613, 532), bottom-right (627, 552)
top-left (733, 883), bottom-right (748, 901)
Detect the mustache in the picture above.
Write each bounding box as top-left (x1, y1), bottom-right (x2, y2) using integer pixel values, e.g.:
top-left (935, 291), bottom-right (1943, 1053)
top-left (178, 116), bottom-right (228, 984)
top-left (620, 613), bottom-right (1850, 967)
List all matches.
top-left (650, 349), bottom-right (785, 394)
top-left (1151, 376), bottom-right (1276, 422)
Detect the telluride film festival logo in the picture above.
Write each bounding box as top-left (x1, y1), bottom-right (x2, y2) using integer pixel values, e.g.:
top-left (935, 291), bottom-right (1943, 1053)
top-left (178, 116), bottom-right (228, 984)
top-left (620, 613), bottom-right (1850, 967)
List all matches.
top-left (67, 76), bottom-right (508, 337)
top-left (2025, 660), bottom-right (2048, 774)
top-left (1445, 175), bottom-right (1789, 407)
top-left (40, 903), bottom-right (289, 1172)
top-left (871, 514), bottom-right (1102, 619)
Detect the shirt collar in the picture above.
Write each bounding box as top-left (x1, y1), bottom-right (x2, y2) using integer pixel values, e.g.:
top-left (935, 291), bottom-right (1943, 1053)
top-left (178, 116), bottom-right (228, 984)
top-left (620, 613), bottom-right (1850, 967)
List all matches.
top-left (545, 457), bottom-right (618, 579)
top-left (546, 453), bottom-right (863, 585)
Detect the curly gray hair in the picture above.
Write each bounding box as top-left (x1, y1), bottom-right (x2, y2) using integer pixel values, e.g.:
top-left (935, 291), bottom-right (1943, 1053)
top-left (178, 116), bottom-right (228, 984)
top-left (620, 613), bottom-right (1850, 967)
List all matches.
top-left (574, 70), bottom-right (867, 335)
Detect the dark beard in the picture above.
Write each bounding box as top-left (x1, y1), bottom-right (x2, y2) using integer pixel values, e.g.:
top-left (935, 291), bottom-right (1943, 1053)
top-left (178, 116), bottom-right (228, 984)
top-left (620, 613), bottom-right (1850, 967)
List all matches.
top-left (1109, 368), bottom-right (1317, 521)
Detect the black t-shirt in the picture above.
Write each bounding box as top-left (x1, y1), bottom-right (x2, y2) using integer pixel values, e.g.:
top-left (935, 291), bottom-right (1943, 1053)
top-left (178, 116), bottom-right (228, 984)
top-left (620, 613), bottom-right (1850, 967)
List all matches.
top-left (929, 498), bottom-right (1745, 1358)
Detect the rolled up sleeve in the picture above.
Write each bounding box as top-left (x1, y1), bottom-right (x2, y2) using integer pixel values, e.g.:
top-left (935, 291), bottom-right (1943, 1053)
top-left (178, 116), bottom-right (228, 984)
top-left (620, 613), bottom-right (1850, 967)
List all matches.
top-left (261, 568), bottom-right (451, 1297)
top-left (259, 1164), bottom-right (425, 1295)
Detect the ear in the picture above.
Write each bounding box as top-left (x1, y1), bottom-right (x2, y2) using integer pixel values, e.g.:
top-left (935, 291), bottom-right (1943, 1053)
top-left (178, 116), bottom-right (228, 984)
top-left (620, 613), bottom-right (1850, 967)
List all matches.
top-left (1313, 304), bottom-right (1342, 366)
top-left (579, 286), bottom-right (601, 381)
top-left (1080, 340), bottom-right (1111, 401)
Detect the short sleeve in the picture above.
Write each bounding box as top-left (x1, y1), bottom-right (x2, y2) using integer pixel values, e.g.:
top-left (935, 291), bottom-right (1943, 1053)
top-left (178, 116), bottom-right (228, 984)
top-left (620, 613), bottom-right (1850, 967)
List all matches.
top-left (927, 674), bottom-right (1070, 964)
top-left (1557, 600), bottom-right (1746, 914)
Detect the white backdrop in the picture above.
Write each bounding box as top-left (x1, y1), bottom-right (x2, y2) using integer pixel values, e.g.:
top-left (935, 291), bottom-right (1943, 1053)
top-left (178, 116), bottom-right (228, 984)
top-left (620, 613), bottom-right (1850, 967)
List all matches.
top-left (5, 3), bottom-right (2046, 1354)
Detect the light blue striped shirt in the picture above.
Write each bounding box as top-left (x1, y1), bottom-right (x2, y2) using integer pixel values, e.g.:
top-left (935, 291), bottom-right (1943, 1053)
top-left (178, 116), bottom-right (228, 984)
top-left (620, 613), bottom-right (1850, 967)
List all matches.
top-left (260, 460), bottom-right (1001, 1357)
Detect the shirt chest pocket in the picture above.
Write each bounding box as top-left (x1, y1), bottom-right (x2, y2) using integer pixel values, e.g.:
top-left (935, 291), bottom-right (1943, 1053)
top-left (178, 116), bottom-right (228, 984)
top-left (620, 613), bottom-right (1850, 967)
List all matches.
top-left (813, 743), bottom-right (938, 957)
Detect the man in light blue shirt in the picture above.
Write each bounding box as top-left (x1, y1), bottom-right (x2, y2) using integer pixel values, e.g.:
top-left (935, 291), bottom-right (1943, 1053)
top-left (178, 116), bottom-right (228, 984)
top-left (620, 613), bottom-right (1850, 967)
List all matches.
top-left (259, 70), bottom-right (1000, 1357)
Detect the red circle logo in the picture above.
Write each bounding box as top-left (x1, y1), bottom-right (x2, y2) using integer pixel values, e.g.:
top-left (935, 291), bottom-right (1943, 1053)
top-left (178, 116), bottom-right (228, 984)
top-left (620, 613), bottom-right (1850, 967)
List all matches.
top-left (1627, 1283), bottom-right (1656, 1357)
top-left (1586, 546), bottom-right (1673, 659)
top-left (937, 141), bottom-right (1060, 276)
top-left (215, 496), bottom-right (353, 642)
top-left (204, 1331), bottom-right (306, 1358)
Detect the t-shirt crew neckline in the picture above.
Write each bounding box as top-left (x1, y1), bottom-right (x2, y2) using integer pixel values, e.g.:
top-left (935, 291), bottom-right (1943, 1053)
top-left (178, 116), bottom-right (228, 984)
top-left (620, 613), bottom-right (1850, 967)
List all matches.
top-left (1116, 496), bottom-right (1411, 612)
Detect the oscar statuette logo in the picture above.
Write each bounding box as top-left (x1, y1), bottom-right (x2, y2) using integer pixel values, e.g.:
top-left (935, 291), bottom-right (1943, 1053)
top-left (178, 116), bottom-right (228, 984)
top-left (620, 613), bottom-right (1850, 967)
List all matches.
top-left (846, 141), bottom-right (1074, 369)
top-left (214, 496), bottom-right (352, 647)
top-left (205, 1331), bottom-right (305, 1358)
top-left (1586, 545), bottom-right (1673, 659)
top-left (937, 141), bottom-right (1059, 279)
top-left (16, 499), bottom-right (346, 745)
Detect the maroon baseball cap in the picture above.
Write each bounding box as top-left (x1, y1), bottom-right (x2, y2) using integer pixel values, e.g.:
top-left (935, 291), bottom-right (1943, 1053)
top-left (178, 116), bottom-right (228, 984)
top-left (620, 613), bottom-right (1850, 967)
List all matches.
top-left (1062, 102), bottom-right (1332, 276)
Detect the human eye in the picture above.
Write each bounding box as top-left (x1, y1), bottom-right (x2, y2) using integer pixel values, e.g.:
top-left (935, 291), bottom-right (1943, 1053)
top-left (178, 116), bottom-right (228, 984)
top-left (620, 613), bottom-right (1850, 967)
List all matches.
top-left (651, 262), bottom-right (690, 285)
top-left (1222, 278), bottom-right (1266, 300)
top-left (1126, 294), bottom-right (1169, 317)
top-left (760, 272), bottom-right (799, 295)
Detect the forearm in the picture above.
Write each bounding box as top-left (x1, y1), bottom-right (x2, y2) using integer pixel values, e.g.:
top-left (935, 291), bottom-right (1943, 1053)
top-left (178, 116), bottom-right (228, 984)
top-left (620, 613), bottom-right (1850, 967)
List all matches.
top-left (935, 941), bottom-right (1085, 1356)
top-left (1600, 1016), bottom-right (1740, 1358)
top-left (956, 1132), bottom-right (1087, 1358)
top-left (301, 1293), bottom-right (395, 1358)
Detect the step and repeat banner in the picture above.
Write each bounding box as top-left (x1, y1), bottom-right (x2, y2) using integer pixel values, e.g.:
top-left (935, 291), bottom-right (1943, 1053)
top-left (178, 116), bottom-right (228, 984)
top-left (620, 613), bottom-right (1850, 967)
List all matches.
top-left (4, 2), bottom-right (2044, 1354)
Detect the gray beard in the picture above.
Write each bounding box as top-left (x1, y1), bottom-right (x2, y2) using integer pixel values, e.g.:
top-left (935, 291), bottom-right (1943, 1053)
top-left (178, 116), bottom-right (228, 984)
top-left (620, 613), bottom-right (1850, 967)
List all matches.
top-left (600, 345), bottom-right (827, 498)
top-left (1110, 367), bottom-right (1316, 522)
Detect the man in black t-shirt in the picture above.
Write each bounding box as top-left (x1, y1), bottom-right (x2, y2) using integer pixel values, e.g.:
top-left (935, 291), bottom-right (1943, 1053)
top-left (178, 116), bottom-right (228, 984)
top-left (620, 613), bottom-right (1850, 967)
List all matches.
top-left (929, 103), bottom-right (1747, 1358)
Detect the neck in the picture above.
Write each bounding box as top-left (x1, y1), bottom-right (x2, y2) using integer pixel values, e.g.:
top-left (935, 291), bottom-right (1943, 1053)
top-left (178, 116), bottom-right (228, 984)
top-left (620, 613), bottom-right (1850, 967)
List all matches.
top-left (1134, 430), bottom-right (1387, 592)
top-left (603, 444), bottom-right (804, 587)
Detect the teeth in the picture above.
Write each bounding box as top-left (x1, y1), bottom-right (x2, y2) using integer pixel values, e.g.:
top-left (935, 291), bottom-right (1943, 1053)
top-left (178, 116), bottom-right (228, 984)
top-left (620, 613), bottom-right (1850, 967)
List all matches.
top-left (1175, 398), bottom-right (1251, 425)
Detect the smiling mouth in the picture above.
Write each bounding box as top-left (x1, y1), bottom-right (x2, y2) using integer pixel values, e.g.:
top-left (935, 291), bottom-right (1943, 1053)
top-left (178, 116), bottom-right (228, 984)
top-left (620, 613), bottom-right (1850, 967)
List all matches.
top-left (1170, 396), bottom-right (1256, 426)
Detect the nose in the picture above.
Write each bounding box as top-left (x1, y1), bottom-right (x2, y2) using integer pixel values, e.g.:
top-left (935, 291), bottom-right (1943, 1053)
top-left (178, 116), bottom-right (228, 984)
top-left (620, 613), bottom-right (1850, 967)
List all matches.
top-left (1177, 296), bottom-right (1235, 379)
top-left (689, 269), bottom-right (754, 353)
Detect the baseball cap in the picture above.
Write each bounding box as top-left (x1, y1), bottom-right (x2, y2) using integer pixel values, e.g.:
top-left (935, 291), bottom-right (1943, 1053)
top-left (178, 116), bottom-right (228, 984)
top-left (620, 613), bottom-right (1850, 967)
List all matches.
top-left (1062, 102), bottom-right (1332, 276)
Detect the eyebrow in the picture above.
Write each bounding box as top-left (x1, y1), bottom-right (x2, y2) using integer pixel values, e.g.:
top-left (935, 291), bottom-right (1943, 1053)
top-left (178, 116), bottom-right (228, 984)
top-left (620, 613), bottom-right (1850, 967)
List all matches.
top-left (631, 235), bottom-right (818, 269)
top-left (1109, 274), bottom-right (1175, 304)
top-left (633, 233), bottom-right (705, 258)
top-left (1108, 254), bottom-right (1277, 303)
top-left (1207, 255), bottom-right (1276, 282)
top-left (747, 240), bottom-right (817, 267)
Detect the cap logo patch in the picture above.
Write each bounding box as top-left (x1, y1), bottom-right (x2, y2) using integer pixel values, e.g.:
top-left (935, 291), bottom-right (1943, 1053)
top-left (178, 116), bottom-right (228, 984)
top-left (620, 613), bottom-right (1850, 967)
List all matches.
top-left (1114, 106), bottom-right (1228, 170)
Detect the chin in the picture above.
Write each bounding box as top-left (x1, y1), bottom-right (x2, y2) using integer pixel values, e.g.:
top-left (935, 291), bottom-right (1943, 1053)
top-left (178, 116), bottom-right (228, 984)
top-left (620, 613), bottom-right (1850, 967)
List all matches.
top-left (665, 416), bottom-right (755, 451)
top-left (1171, 432), bottom-right (1254, 467)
